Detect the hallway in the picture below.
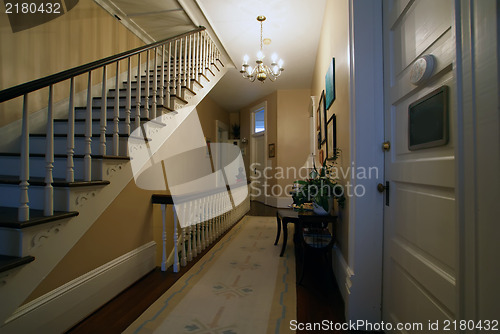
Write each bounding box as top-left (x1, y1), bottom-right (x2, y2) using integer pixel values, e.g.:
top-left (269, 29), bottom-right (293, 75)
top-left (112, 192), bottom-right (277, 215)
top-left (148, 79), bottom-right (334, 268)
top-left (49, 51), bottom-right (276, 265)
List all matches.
top-left (67, 201), bottom-right (346, 333)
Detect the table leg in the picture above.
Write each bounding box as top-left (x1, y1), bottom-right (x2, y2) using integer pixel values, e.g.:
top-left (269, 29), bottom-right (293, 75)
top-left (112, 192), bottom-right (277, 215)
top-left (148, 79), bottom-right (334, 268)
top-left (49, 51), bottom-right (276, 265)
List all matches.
top-left (274, 213), bottom-right (282, 246)
top-left (280, 220), bottom-right (288, 257)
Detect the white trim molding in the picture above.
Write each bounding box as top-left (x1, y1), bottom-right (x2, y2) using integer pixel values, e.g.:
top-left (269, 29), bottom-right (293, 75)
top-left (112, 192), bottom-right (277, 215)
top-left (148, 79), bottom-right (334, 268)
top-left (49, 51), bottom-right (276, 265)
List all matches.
top-left (345, 0), bottom-right (384, 323)
top-left (0, 242), bottom-right (156, 333)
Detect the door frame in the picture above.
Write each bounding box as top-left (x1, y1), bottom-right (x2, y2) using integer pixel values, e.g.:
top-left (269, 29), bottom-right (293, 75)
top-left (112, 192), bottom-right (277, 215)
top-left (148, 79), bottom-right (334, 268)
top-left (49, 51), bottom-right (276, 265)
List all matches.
top-left (249, 101), bottom-right (267, 202)
top-left (339, 0), bottom-right (384, 323)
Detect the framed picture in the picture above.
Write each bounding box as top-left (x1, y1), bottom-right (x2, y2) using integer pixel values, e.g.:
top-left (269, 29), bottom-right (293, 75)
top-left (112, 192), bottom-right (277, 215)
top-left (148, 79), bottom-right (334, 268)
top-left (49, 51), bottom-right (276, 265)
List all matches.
top-left (268, 143), bottom-right (276, 158)
top-left (317, 91), bottom-right (325, 143)
top-left (320, 91), bottom-right (327, 144)
top-left (325, 58), bottom-right (336, 110)
top-left (327, 115), bottom-right (337, 160)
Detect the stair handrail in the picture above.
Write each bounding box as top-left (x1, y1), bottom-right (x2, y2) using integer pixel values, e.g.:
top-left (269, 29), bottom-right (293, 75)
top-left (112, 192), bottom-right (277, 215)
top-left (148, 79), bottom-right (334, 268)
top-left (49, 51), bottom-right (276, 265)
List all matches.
top-left (0, 27), bottom-right (206, 103)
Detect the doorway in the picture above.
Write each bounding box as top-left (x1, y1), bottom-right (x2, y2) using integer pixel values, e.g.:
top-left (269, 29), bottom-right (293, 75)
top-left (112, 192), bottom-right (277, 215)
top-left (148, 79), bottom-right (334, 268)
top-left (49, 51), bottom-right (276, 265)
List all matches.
top-left (249, 102), bottom-right (267, 203)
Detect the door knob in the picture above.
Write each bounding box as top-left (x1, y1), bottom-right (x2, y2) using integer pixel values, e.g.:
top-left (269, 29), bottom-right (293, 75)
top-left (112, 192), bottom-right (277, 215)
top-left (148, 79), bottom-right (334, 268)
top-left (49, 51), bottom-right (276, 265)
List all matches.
top-left (377, 183), bottom-right (386, 192)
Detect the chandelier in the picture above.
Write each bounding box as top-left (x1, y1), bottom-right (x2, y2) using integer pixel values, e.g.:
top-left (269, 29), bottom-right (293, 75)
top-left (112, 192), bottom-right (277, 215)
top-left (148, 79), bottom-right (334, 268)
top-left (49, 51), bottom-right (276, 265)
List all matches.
top-left (240, 16), bottom-right (284, 82)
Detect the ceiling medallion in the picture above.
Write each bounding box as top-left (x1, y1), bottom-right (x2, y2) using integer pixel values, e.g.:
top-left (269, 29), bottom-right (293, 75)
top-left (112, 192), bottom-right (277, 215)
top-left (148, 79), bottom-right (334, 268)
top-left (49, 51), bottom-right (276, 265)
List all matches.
top-left (240, 16), bottom-right (284, 83)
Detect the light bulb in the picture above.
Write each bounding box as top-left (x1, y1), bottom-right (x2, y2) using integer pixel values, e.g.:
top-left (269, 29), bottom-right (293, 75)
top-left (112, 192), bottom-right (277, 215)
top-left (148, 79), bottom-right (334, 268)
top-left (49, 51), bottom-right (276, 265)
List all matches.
top-left (273, 66), bottom-right (279, 75)
top-left (256, 50), bottom-right (264, 61)
top-left (247, 66), bottom-right (253, 75)
top-left (271, 53), bottom-right (278, 63)
top-left (243, 54), bottom-right (249, 64)
top-left (278, 59), bottom-right (284, 68)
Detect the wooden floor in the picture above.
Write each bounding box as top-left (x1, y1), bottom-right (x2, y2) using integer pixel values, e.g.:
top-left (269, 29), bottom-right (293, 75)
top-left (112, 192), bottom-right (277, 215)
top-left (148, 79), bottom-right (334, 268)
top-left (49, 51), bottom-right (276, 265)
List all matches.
top-left (67, 201), bottom-right (346, 333)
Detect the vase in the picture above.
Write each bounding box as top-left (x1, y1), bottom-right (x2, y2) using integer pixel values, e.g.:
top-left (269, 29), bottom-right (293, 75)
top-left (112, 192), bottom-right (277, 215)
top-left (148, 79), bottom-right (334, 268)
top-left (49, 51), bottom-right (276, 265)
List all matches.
top-left (312, 203), bottom-right (328, 215)
top-left (312, 198), bottom-right (334, 215)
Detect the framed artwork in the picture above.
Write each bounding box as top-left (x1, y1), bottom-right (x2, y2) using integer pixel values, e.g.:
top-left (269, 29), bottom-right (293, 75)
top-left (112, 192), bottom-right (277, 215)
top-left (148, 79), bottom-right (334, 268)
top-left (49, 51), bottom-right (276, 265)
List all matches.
top-left (325, 58), bottom-right (336, 110)
top-left (268, 143), bottom-right (276, 158)
top-left (317, 91), bottom-right (325, 143)
top-left (327, 115), bottom-right (337, 160)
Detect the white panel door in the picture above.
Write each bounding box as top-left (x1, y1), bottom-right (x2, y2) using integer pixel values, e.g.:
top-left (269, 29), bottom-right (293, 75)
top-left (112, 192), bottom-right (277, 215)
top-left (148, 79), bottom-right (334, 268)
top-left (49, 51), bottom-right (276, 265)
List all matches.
top-left (382, 0), bottom-right (457, 331)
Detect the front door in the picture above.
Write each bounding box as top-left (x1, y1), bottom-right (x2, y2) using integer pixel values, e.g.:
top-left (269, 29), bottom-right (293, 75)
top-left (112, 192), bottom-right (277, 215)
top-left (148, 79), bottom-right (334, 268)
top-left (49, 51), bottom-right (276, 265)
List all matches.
top-left (382, 0), bottom-right (457, 329)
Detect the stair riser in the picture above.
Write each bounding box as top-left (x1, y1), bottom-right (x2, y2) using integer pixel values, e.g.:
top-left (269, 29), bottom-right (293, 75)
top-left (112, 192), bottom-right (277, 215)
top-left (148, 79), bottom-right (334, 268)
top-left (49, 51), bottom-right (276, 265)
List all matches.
top-left (0, 155), bottom-right (103, 180)
top-left (29, 136), bottom-right (129, 156)
top-left (54, 121), bottom-right (130, 136)
top-left (0, 184), bottom-right (71, 211)
top-left (92, 96), bottom-right (157, 108)
top-left (73, 107), bottom-right (172, 122)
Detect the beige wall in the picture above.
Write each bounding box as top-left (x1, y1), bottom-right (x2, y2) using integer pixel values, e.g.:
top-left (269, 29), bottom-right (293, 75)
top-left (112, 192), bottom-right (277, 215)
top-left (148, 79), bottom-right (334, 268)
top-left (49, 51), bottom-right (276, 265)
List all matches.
top-left (196, 95), bottom-right (230, 141)
top-left (26, 178), bottom-right (156, 302)
top-left (0, 0), bottom-right (144, 127)
top-left (25, 95), bottom-right (231, 301)
top-left (311, 0), bottom-right (350, 259)
top-left (276, 89), bottom-right (311, 191)
top-left (239, 89), bottom-right (311, 198)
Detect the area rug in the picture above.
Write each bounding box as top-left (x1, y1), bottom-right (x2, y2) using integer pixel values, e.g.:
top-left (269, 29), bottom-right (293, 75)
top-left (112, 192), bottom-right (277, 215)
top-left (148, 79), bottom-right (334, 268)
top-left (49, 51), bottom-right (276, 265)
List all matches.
top-left (124, 216), bottom-right (296, 334)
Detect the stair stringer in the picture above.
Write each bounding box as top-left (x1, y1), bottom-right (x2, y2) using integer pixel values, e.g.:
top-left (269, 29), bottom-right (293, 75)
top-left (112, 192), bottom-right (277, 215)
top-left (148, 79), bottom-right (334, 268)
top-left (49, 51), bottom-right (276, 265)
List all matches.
top-left (0, 64), bottom-right (228, 329)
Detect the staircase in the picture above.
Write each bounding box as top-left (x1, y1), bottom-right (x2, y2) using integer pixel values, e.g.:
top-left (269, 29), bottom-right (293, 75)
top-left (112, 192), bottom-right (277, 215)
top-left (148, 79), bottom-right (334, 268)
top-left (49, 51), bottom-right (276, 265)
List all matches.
top-left (0, 27), bottom-right (227, 330)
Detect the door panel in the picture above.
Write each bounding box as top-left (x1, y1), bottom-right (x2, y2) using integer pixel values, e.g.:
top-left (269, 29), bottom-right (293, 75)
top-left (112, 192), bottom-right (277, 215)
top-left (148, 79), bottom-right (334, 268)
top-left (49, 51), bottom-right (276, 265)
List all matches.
top-left (383, 0), bottom-right (457, 330)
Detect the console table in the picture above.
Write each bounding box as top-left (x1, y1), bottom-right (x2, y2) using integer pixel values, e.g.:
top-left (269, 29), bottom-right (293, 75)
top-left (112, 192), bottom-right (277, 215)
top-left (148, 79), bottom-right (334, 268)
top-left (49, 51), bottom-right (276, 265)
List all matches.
top-left (274, 209), bottom-right (337, 257)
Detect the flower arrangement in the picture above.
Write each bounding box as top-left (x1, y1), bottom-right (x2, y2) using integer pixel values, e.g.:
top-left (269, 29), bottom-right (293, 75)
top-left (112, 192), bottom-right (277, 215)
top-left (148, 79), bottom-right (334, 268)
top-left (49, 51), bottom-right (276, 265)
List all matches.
top-left (291, 154), bottom-right (345, 213)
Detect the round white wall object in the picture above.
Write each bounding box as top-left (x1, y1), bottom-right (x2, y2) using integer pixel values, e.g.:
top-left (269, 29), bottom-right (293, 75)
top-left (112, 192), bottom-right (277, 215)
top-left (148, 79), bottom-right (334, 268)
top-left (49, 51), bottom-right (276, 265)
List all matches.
top-left (410, 54), bottom-right (435, 85)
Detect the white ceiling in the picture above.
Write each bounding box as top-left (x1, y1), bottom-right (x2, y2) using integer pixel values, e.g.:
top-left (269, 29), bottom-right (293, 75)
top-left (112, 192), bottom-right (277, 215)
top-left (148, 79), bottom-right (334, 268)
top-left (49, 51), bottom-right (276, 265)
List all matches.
top-left (105, 0), bottom-right (326, 111)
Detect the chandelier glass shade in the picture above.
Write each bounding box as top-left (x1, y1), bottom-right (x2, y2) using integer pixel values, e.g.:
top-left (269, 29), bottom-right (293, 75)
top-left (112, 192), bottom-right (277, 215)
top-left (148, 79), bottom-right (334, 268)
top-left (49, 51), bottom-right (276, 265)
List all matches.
top-left (240, 16), bottom-right (284, 82)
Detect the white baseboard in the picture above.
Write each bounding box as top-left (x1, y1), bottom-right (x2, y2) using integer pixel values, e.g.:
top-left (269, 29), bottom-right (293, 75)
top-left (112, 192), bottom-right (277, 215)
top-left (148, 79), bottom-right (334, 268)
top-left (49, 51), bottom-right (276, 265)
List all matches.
top-left (332, 244), bottom-right (353, 304)
top-left (1, 241), bottom-right (156, 333)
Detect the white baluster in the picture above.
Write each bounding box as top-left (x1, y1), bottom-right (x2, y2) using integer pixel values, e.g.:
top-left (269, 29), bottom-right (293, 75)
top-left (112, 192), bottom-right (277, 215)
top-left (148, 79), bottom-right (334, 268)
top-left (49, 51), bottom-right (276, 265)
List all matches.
top-left (165, 42), bottom-right (171, 109)
top-left (84, 72), bottom-right (92, 181)
top-left (135, 53), bottom-right (141, 130)
top-left (100, 66), bottom-right (107, 155)
top-left (183, 36), bottom-right (188, 88)
top-left (113, 61), bottom-right (120, 156)
top-left (173, 206), bottom-right (179, 273)
top-left (200, 197), bottom-right (206, 250)
top-left (153, 47), bottom-right (158, 118)
top-left (195, 33), bottom-right (199, 83)
top-left (172, 41), bottom-right (177, 97)
top-left (181, 227), bottom-right (187, 267)
top-left (161, 203), bottom-right (167, 271)
top-left (188, 35), bottom-right (194, 89)
top-left (126, 58), bottom-right (131, 136)
top-left (66, 79), bottom-right (75, 182)
top-left (45, 85), bottom-right (54, 216)
top-left (177, 39), bottom-right (182, 96)
top-left (187, 202), bottom-right (193, 262)
top-left (19, 94), bottom-right (30, 221)
top-left (191, 200), bottom-right (198, 257)
top-left (145, 49), bottom-right (150, 119)
top-left (196, 200), bottom-right (202, 254)
top-left (160, 44), bottom-right (165, 107)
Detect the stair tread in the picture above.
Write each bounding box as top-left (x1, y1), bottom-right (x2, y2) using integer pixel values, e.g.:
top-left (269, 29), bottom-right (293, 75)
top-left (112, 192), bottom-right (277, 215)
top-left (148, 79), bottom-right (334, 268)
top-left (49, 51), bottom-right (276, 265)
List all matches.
top-left (0, 206), bottom-right (79, 229)
top-left (30, 133), bottom-right (133, 138)
top-left (74, 104), bottom-right (174, 112)
top-left (0, 175), bottom-right (110, 187)
top-left (0, 152), bottom-right (130, 160)
top-left (54, 117), bottom-right (150, 122)
top-left (0, 255), bottom-right (35, 273)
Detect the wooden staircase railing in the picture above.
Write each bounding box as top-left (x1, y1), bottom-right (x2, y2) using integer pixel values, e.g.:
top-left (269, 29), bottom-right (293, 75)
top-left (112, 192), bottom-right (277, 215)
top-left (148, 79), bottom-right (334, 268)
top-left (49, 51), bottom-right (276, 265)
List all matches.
top-left (0, 26), bottom-right (225, 222)
top-left (152, 183), bottom-right (250, 272)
